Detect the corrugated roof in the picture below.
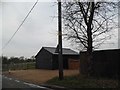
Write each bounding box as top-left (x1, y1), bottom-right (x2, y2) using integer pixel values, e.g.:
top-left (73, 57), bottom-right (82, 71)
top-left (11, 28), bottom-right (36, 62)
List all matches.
top-left (43, 47), bottom-right (79, 55)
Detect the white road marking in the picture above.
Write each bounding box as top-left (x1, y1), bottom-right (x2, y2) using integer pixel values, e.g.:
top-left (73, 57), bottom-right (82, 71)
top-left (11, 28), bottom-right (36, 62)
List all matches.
top-left (3, 76), bottom-right (6, 78)
top-left (15, 80), bottom-right (20, 83)
top-left (24, 82), bottom-right (47, 88)
top-left (4, 76), bottom-right (8, 79)
top-left (9, 78), bottom-right (12, 80)
top-left (3, 75), bottom-right (53, 90)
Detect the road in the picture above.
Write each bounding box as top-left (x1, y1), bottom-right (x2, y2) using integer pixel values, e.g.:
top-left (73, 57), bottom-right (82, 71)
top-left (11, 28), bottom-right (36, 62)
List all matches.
top-left (2, 75), bottom-right (53, 90)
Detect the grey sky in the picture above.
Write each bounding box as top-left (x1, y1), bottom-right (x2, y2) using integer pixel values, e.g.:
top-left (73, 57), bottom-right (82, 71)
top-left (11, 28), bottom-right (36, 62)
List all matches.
top-left (118, 2), bottom-right (120, 49)
top-left (1, 1), bottom-right (119, 58)
top-left (1, 1), bottom-right (71, 58)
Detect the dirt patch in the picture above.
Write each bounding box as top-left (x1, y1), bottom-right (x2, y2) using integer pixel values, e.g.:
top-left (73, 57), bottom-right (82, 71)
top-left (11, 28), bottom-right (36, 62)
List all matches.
top-left (3, 69), bottom-right (79, 85)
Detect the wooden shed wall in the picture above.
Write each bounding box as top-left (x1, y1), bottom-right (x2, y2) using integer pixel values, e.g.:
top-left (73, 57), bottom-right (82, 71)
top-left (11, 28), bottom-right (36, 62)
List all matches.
top-left (80, 49), bottom-right (119, 78)
top-left (52, 55), bottom-right (79, 69)
top-left (68, 58), bottom-right (80, 69)
top-left (52, 55), bottom-right (69, 69)
top-left (36, 48), bottom-right (53, 69)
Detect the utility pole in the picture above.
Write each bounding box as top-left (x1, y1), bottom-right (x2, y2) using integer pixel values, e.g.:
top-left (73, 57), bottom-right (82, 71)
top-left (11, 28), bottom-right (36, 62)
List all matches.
top-left (58, 0), bottom-right (63, 80)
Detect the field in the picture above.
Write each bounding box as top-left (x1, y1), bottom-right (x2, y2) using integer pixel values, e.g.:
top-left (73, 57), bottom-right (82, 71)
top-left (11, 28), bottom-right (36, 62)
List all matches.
top-left (2, 62), bottom-right (35, 71)
top-left (3, 69), bottom-right (79, 85)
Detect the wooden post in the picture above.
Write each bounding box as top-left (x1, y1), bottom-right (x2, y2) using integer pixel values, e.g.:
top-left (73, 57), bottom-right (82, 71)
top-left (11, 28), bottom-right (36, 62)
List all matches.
top-left (58, 0), bottom-right (63, 80)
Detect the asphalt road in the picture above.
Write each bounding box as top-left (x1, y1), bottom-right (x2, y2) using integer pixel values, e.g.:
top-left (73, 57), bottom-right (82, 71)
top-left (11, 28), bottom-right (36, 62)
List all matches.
top-left (2, 75), bottom-right (53, 90)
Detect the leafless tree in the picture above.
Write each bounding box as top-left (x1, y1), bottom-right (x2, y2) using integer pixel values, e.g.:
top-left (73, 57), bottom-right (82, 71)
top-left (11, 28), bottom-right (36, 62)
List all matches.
top-left (62, 0), bottom-right (118, 75)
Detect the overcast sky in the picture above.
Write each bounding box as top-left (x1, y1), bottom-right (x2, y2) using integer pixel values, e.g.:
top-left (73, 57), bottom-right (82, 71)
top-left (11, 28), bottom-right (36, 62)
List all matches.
top-left (1, 1), bottom-right (119, 58)
top-left (1, 1), bottom-right (72, 58)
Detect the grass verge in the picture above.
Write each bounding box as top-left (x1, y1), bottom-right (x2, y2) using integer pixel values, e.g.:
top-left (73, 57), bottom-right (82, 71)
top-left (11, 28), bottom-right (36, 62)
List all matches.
top-left (46, 74), bottom-right (119, 88)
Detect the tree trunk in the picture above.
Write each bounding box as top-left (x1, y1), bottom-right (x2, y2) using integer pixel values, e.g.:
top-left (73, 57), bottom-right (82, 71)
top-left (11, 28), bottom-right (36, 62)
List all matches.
top-left (86, 2), bottom-right (94, 76)
top-left (87, 24), bottom-right (93, 76)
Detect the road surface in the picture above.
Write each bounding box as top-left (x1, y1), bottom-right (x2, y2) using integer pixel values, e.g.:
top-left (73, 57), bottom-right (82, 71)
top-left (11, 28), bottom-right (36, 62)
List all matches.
top-left (2, 75), bottom-right (53, 90)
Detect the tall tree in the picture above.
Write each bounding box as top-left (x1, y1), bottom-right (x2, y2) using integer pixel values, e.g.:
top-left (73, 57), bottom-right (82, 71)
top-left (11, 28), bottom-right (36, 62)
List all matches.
top-left (30, 56), bottom-right (35, 62)
top-left (2, 56), bottom-right (8, 64)
top-left (62, 1), bottom-right (118, 75)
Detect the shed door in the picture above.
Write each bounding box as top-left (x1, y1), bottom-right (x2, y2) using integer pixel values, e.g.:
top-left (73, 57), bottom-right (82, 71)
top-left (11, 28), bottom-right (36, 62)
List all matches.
top-left (68, 59), bottom-right (79, 70)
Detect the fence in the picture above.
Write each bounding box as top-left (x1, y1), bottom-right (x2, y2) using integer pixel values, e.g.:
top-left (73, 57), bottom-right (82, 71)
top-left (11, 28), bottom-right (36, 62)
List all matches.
top-left (2, 62), bottom-right (36, 71)
top-left (80, 49), bottom-right (119, 78)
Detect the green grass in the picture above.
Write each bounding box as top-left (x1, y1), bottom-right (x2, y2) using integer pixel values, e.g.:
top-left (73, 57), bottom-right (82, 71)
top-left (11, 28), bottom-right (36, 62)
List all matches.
top-left (46, 74), bottom-right (119, 88)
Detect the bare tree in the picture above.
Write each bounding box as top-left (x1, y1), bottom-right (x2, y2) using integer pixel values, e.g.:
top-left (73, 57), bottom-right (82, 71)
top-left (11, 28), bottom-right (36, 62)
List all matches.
top-left (62, 1), bottom-right (118, 75)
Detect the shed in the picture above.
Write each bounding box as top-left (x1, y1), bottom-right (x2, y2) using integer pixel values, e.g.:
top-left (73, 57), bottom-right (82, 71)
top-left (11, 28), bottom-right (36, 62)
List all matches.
top-left (35, 47), bottom-right (79, 70)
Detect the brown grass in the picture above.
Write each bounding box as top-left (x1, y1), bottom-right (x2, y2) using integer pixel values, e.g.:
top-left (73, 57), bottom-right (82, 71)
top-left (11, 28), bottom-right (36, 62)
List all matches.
top-left (3, 69), bottom-right (79, 85)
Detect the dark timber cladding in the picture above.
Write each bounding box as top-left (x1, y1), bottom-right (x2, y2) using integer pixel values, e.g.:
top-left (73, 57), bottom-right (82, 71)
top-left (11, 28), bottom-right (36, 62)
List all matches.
top-left (35, 47), bottom-right (53, 69)
top-left (35, 47), bottom-right (79, 70)
top-left (80, 49), bottom-right (119, 78)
